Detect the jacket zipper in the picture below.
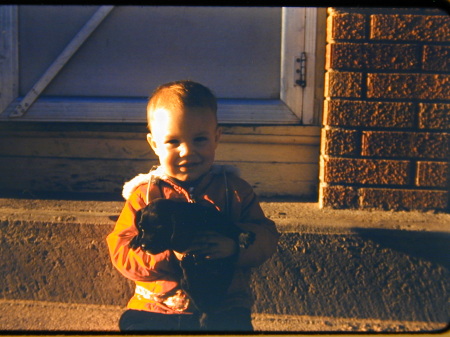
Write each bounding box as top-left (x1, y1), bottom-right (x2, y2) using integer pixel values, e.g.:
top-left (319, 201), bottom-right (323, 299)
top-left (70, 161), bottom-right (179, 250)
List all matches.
top-left (161, 178), bottom-right (196, 203)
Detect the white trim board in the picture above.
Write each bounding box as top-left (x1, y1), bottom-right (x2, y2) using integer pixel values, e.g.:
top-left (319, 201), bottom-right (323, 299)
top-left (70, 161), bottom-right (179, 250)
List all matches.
top-left (1, 98), bottom-right (300, 124)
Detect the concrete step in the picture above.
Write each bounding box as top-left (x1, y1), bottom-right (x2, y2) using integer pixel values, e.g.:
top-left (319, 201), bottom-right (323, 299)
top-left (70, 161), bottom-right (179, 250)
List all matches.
top-left (0, 197), bottom-right (449, 333)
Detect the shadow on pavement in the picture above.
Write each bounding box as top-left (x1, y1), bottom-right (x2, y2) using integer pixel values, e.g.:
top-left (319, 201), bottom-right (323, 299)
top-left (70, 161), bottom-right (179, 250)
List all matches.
top-left (354, 228), bottom-right (450, 270)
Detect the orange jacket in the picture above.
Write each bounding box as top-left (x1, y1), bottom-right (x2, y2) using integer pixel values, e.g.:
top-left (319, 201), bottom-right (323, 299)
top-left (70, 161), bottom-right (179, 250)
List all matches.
top-left (106, 165), bottom-right (280, 314)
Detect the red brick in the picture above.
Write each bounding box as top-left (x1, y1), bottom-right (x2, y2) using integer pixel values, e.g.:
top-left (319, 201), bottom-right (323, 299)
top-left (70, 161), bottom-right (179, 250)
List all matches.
top-left (419, 103), bottom-right (450, 130)
top-left (365, 43), bottom-right (420, 70)
top-left (328, 12), bottom-right (366, 41)
top-left (326, 43), bottom-right (364, 69)
top-left (322, 157), bottom-right (410, 185)
top-left (362, 131), bottom-right (450, 160)
top-left (367, 74), bottom-right (450, 100)
top-left (324, 100), bottom-right (414, 128)
top-left (321, 128), bottom-right (359, 156)
top-left (362, 131), bottom-right (410, 158)
top-left (325, 71), bottom-right (363, 98)
top-left (371, 14), bottom-right (450, 42)
top-left (327, 43), bottom-right (420, 70)
top-left (423, 45), bottom-right (450, 72)
top-left (416, 161), bottom-right (449, 188)
top-left (360, 188), bottom-right (448, 211)
top-left (319, 184), bottom-right (358, 209)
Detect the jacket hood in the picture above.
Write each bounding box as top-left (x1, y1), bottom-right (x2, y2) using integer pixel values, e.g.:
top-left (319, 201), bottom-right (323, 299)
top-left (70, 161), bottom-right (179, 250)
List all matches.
top-left (122, 164), bottom-right (240, 201)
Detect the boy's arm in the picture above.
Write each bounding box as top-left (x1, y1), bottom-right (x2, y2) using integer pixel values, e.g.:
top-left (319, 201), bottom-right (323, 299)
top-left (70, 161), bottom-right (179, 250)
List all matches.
top-left (233, 181), bottom-right (280, 268)
top-left (106, 185), bottom-right (175, 282)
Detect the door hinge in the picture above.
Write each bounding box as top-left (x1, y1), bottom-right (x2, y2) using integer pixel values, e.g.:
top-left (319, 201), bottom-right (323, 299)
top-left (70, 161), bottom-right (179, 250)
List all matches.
top-left (295, 52), bottom-right (307, 88)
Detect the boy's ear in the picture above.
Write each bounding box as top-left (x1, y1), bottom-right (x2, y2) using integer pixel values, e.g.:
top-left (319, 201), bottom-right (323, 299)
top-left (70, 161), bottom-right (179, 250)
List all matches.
top-left (147, 133), bottom-right (159, 155)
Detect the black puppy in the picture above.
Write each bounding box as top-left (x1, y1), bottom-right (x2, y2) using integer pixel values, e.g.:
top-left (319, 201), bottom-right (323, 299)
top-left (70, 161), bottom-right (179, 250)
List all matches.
top-left (129, 198), bottom-right (255, 325)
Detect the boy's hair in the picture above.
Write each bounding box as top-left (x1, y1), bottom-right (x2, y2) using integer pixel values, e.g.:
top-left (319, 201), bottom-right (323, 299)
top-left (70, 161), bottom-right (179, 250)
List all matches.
top-left (147, 80), bottom-right (218, 131)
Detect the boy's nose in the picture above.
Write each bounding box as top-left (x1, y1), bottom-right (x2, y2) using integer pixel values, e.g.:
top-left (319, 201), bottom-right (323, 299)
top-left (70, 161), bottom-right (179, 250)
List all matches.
top-left (179, 143), bottom-right (193, 157)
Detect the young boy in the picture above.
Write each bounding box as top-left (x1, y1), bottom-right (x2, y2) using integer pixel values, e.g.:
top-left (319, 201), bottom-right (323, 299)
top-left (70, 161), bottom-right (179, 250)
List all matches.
top-left (106, 80), bottom-right (280, 331)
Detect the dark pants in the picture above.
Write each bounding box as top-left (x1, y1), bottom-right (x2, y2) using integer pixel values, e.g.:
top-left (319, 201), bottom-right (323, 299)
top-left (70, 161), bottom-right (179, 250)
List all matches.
top-left (119, 307), bottom-right (253, 332)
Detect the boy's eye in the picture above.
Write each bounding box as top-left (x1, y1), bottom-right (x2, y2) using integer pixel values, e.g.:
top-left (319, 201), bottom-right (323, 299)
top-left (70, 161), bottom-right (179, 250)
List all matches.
top-left (166, 139), bottom-right (179, 145)
top-left (194, 137), bottom-right (208, 143)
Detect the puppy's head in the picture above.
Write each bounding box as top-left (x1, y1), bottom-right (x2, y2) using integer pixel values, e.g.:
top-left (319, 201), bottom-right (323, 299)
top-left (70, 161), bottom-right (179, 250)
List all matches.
top-left (129, 199), bottom-right (228, 255)
top-left (130, 199), bottom-right (175, 254)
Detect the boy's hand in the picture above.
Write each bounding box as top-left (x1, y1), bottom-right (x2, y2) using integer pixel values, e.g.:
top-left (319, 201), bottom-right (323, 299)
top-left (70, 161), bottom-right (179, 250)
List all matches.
top-left (175, 231), bottom-right (238, 260)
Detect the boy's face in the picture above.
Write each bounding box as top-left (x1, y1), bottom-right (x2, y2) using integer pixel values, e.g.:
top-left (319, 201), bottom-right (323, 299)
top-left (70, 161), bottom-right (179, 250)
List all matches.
top-left (147, 106), bottom-right (221, 182)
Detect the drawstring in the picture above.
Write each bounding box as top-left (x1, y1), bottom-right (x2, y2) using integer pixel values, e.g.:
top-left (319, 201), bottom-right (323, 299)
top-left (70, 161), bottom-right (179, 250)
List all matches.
top-left (188, 187), bottom-right (196, 203)
top-left (223, 166), bottom-right (230, 216)
top-left (146, 166), bottom-right (159, 205)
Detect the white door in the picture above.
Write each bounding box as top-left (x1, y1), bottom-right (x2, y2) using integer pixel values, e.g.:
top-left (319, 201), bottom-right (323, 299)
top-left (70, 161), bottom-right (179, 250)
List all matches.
top-left (1, 6), bottom-right (324, 125)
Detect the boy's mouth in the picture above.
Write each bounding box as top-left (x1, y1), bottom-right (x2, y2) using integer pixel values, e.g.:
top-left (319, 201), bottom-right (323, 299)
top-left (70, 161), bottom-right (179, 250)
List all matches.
top-left (178, 162), bottom-right (201, 171)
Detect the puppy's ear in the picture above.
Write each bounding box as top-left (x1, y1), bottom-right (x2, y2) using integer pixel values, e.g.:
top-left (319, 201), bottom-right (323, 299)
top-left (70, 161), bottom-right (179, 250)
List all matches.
top-left (129, 208), bottom-right (144, 250)
top-left (134, 208), bottom-right (144, 229)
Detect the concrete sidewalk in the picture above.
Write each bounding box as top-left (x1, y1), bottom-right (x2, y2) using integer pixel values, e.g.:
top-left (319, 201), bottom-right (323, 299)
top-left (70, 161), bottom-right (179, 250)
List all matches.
top-left (0, 299), bottom-right (447, 332)
top-left (0, 197), bottom-right (449, 333)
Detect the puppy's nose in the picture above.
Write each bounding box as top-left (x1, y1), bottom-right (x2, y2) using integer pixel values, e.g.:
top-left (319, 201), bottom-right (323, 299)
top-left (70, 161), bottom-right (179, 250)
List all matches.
top-left (140, 242), bottom-right (153, 255)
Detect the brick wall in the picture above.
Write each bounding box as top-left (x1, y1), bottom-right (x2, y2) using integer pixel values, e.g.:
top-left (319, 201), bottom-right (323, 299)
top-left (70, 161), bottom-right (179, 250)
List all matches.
top-left (320, 7), bottom-right (450, 211)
